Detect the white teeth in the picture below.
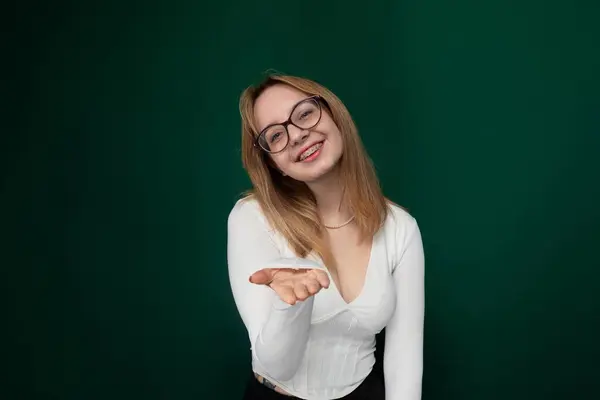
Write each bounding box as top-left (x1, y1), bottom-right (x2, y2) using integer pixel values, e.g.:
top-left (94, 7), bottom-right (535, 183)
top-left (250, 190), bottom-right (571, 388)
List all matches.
top-left (299, 143), bottom-right (323, 161)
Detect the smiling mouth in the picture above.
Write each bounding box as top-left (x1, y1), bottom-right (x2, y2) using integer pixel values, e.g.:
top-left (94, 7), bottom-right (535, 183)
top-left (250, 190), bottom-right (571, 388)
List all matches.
top-left (297, 142), bottom-right (324, 162)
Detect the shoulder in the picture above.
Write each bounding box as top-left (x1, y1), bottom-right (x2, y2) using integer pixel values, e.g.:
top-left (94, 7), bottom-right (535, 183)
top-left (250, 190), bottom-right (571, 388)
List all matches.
top-left (229, 195), bottom-right (260, 217)
top-left (383, 201), bottom-right (422, 265)
top-left (227, 195), bottom-right (271, 232)
top-left (385, 201), bottom-right (418, 234)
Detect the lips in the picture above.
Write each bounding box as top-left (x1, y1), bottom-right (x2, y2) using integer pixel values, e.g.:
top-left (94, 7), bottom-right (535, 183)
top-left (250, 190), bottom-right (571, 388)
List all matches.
top-left (296, 141), bottom-right (324, 162)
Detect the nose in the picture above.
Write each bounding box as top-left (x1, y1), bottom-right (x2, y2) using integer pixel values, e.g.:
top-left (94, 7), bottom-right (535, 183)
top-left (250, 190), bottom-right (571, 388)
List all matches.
top-left (288, 125), bottom-right (309, 147)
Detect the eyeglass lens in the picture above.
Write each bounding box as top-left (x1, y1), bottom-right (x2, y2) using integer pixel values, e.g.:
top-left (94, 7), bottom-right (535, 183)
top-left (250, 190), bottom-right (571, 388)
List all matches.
top-left (258, 98), bottom-right (321, 153)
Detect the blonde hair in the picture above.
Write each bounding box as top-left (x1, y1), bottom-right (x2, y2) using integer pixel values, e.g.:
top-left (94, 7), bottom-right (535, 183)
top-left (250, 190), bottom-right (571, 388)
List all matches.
top-left (238, 73), bottom-right (388, 267)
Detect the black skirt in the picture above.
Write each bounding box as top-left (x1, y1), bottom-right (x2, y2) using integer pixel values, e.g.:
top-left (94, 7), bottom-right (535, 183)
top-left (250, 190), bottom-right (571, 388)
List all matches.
top-left (242, 370), bottom-right (385, 400)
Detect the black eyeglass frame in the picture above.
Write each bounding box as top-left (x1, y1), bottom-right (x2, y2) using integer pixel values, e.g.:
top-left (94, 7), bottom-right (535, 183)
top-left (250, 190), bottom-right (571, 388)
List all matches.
top-left (253, 95), bottom-right (325, 154)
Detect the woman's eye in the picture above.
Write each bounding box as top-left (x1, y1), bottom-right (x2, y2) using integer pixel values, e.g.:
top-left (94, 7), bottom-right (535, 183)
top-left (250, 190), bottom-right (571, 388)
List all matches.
top-left (270, 132), bottom-right (282, 142)
top-left (299, 110), bottom-right (312, 119)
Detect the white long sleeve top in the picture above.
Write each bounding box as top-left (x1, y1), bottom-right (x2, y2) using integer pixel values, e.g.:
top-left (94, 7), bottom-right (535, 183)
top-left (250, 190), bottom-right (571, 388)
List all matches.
top-left (227, 197), bottom-right (424, 399)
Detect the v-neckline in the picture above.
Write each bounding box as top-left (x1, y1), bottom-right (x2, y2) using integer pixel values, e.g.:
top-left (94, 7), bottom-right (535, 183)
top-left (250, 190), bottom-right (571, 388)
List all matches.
top-left (327, 232), bottom-right (378, 306)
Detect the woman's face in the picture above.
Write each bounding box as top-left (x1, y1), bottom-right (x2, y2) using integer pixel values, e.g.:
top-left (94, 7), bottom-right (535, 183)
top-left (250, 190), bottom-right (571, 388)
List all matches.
top-left (253, 84), bottom-right (344, 183)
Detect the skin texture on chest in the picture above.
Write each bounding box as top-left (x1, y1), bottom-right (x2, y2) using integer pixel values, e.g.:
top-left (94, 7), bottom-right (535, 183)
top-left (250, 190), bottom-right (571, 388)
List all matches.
top-left (326, 227), bottom-right (373, 304)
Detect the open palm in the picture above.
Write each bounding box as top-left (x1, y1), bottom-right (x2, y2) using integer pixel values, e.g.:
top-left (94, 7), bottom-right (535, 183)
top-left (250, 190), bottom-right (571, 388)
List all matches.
top-left (250, 268), bottom-right (330, 305)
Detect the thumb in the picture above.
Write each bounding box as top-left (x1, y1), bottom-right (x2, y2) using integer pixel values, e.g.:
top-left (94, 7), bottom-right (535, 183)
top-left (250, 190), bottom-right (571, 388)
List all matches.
top-left (249, 268), bottom-right (276, 285)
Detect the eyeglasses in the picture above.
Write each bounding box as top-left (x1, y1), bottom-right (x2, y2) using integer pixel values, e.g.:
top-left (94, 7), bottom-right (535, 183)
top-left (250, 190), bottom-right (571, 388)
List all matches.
top-left (254, 96), bottom-right (323, 153)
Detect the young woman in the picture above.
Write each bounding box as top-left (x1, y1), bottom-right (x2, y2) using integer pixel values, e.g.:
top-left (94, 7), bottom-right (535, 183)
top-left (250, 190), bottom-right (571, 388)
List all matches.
top-left (227, 74), bottom-right (424, 399)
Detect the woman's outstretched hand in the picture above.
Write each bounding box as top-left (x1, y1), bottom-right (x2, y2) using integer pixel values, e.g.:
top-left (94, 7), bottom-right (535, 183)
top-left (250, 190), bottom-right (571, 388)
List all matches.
top-left (250, 268), bottom-right (330, 305)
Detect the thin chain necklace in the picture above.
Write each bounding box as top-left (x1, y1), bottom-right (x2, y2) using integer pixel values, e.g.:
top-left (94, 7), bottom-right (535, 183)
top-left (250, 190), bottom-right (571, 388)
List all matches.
top-left (323, 215), bottom-right (355, 229)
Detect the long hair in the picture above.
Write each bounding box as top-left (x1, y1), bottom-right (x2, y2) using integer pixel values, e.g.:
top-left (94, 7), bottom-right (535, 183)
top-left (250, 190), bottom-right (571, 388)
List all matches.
top-left (238, 73), bottom-right (388, 267)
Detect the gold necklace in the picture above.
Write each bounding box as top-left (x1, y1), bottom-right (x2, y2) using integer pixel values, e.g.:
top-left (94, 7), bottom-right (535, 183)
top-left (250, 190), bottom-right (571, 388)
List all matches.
top-left (323, 215), bottom-right (355, 229)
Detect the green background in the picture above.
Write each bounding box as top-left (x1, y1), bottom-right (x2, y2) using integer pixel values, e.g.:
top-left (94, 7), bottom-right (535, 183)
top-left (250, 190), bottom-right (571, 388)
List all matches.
top-left (4, 0), bottom-right (599, 399)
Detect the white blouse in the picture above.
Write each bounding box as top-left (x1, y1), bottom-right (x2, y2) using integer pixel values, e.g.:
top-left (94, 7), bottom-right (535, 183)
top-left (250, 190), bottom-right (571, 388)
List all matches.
top-left (227, 197), bottom-right (424, 399)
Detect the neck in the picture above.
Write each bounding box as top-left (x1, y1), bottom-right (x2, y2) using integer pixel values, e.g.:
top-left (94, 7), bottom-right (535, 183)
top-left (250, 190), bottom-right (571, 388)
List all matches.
top-left (306, 170), bottom-right (352, 225)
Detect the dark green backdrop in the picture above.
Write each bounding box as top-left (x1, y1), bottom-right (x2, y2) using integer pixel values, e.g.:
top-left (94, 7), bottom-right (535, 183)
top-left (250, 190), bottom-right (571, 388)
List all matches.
top-left (4, 0), bottom-right (599, 399)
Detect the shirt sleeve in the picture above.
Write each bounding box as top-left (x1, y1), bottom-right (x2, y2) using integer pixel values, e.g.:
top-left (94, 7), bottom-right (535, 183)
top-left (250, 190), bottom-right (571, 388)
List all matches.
top-left (384, 216), bottom-right (425, 399)
top-left (227, 199), bottom-right (319, 381)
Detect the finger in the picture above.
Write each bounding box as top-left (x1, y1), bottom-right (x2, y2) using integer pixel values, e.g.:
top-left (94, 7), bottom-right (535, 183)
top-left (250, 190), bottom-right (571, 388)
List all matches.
top-left (293, 283), bottom-right (310, 301)
top-left (304, 279), bottom-right (322, 295)
top-left (249, 269), bottom-right (275, 285)
top-left (312, 270), bottom-right (330, 288)
top-left (275, 284), bottom-right (297, 305)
